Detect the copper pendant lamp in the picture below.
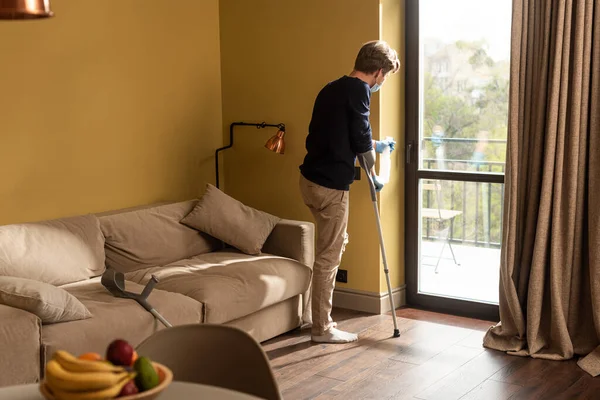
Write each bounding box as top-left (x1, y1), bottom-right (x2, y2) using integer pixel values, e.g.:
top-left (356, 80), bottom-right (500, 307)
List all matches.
top-left (265, 128), bottom-right (286, 154)
top-left (0, 0), bottom-right (53, 19)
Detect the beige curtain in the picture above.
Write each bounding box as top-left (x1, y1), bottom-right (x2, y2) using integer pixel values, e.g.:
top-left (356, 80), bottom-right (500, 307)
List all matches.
top-left (483, 0), bottom-right (600, 376)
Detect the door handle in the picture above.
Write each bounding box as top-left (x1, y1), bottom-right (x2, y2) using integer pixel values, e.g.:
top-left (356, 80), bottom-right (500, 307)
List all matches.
top-left (406, 142), bottom-right (413, 164)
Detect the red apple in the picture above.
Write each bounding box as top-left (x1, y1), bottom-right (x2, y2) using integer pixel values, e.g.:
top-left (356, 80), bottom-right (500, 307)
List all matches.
top-left (106, 339), bottom-right (134, 366)
top-left (118, 380), bottom-right (139, 397)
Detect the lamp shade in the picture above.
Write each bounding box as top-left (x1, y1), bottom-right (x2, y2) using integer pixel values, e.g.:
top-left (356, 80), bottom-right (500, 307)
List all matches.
top-left (0, 0), bottom-right (53, 19)
top-left (265, 130), bottom-right (285, 154)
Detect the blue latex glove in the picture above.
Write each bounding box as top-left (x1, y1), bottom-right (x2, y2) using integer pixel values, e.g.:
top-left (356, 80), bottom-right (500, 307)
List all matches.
top-left (375, 138), bottom-right (396, 154)
top-left (372, 175), bottom-right (384, 192)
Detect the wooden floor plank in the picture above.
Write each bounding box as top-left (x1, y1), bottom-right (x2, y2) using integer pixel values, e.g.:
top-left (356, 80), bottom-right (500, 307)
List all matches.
top-left (265, 309), bottom-right (383, 362)
top-left (394, 308), bottom-right (496, 332)
top-left (370, 313), bottom-right (418, 335)
top-left (264, 332), bottom-right (312, 363)
top-left (315, 359), bottom-right (416, 399)
top-left (457, 380), bottom-right (522, 400)
top-left (387, 321), bottom-right (475, 365)
top-left (262, 308), bottom-right (593, 400)
top-left (490, 357), bottom-right (555, 387)
top-left (380, 345), bottom-right (484, 399)
top-left (414, 348), bottom-right (518, 400)
top-left (488, 356), bottom-right (530, 383)
top-left (282, 374), bottom-right (345, 400)
top-left (556, 374), bottom-right (600, 400)
top-left (333, 309), bottom-right (390, 332)
top-left (507, 360), bottom-right (586, 400)
top-left (456, 329), bottom-right (487, 349)
top-left (274, 328), bottom-right (391, 391)
top-left (316, 333), bottom-right (413, 381)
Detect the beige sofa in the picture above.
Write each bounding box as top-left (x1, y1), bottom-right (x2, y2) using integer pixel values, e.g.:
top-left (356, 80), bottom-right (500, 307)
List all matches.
top-left (0, 199), bottom-right (314, 387)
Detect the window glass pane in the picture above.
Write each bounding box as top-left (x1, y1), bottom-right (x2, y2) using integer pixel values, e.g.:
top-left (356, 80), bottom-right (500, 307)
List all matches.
top-left (419, 0), bottom-right (512, 172)
top-left (418, 179), bottom-right (503, 304)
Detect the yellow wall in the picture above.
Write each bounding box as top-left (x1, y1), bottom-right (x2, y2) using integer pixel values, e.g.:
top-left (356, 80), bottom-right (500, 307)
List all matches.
top-left (220, 0), bottom-right (405, 294)
top-left (0, 0), bottom-right (404, 296)
top-left (380, 0), bottom-right (406, 291)
top-left (0, 0), bottom-right (222, 225)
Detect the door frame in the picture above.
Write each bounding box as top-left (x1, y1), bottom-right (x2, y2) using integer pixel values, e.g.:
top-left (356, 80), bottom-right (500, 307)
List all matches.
top-left (404, 0), bottom-right (501, 322)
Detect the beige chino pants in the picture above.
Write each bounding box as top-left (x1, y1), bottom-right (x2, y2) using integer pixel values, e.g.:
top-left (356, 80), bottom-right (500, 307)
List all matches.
top-left (299, 175), bottom-right (349, 336)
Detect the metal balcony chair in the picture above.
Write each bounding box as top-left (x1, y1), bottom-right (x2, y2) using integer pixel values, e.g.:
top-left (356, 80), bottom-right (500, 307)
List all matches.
top-left (422, 180), bottom-right (462, 273)
top-left (136, 324), bottom-right (282, 400)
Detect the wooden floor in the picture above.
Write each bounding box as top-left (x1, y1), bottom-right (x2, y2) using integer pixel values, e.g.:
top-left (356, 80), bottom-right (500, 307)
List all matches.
top-left (263, 308), bottom-right (600, 400)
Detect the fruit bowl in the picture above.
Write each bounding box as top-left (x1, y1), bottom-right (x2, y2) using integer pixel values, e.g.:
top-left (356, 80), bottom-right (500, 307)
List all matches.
top-left (39, 362), bottom-right (173, 400)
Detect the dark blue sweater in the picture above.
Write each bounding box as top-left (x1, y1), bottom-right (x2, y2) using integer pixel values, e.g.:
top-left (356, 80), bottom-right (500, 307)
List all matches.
top-left (299, 76), bottom-right (374, 191)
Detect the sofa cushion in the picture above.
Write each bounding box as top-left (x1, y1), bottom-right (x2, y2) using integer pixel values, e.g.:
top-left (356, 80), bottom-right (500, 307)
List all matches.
top-left (0, 277), bottom-right (91, 324)
top-left (42, 278), bottom-right (203, 361)
top-left (100, 200), bottom-right (220, 273)
top-left (0, 214), bottom-right (105, 286)
top-left (180, 184), bottom-right (280, 255)
top-left (0, 304), bottom-right (42, 387)
top-left (125, 250), bottom-right (312, 324)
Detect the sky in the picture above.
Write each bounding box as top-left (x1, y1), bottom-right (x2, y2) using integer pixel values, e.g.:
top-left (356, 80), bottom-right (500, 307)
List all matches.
top-left (421, 0), bottom-right (512, 61)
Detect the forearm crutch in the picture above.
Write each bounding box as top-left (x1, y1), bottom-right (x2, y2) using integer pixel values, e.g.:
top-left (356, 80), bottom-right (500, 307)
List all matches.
top-left (359, 155), bottom-right (401, 338)
top-left (101, 268), bottom-right (173, 328)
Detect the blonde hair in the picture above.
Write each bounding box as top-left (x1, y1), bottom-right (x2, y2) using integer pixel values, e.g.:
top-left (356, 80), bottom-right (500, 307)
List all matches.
top-left (354, 40), bottom-right (400, 75)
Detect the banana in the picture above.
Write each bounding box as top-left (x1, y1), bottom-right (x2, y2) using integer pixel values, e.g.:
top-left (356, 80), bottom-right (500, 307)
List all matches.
top-left (53, 350), bottom-right (125, 373)
top-left (45, 359), bottom-right (130, 392)
top-left (46, 372), bottom-right (136, 400)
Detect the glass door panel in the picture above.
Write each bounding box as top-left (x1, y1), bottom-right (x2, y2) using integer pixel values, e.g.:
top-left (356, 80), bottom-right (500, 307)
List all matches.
top-left (405, 0), bottom-right (512, 319)
top-left (418, 179), bottom-right (504, 304)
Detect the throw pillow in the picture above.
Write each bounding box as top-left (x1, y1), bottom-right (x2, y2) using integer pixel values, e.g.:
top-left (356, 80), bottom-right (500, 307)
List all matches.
top-left (99, 200), bottom-right (221, 273)
top-left (0, 276), bottom-right (92, 324)
top-left (180, 184), bottom-right (280, 255)
top-left (0, 214), bottom-right (106, 286)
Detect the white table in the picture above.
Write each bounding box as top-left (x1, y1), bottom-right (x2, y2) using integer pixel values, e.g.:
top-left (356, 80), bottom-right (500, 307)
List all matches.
top-left (0, 381), bottom-right (263, 399)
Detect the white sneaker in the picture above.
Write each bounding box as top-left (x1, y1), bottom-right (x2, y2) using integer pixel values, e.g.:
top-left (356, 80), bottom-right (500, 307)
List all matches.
top-left (312, 327), bottom-right (358, 343)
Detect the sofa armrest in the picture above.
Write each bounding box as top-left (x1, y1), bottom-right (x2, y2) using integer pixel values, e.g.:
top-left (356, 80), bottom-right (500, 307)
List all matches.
top-left (263, 219), bottom-right (315, 269)
top-left (0, 304), bottom-right (42, 387)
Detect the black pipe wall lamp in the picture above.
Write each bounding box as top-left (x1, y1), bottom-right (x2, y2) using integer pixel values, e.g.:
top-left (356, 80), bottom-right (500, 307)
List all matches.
top-left (215, 121), bottom-right (286, 189)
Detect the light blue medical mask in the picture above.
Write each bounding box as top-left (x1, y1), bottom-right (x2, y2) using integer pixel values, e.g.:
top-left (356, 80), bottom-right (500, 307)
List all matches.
top-left (371, 70), bottom-right (384, 93)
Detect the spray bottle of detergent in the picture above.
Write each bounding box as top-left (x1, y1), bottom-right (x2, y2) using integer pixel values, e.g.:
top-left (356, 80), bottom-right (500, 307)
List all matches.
top-left (378, 136), bottom-right (394, 184)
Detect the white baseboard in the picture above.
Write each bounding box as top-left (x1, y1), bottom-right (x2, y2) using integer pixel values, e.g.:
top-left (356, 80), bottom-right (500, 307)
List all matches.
top-left (332, 285), bottom-right (406, 314)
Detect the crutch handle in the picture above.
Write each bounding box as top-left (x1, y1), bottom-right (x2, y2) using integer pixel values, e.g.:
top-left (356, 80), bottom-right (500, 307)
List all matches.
top-left (140, 275), bottom-right (159, 299)
top-left (358, 155), bottom-right (378, 202)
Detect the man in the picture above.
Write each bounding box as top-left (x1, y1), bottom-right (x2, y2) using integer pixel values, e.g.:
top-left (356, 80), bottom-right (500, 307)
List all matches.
top-left (299, 40), bottom-right (400, 343)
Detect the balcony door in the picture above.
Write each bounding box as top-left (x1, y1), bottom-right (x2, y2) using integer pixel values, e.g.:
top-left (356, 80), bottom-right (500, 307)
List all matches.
top-left (405, 0), bottom-right (512, 320)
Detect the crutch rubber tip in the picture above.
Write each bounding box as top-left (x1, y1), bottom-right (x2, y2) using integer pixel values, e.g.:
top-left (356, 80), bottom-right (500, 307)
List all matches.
top-left (393, 329), bottom-right (401, 338)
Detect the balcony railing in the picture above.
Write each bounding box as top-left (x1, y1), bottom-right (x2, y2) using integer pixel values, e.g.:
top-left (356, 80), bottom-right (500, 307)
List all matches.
top-left (420, 140), bottom-right (506, 249)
